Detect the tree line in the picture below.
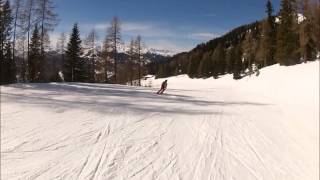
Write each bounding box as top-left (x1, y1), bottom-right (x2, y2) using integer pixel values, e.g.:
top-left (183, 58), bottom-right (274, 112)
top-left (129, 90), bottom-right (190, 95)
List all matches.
top-left (154, 0), bottom-right (320, 80)
top-left (1, 0), bottom-right (58, 84)
top-left (1, 0), bottom-right (149, 85)
top-left (62, 20), bottom-right (147, 85)
top-left (2, 0), bottom-right (319, 85)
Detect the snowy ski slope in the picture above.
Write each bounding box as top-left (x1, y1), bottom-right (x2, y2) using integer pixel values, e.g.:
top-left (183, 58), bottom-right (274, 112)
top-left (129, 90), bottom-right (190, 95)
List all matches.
top-left (1, 61), bottom-right (319, 180)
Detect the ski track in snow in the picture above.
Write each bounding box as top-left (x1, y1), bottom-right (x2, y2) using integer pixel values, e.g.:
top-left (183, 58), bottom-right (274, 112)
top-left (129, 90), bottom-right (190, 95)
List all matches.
top-left (1, 62), bottom-right (319, 180)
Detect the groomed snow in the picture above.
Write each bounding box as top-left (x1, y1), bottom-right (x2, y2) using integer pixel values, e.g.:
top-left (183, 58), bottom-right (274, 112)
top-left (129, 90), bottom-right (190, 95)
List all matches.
top-left (1, 61), bottom-right (319, 180)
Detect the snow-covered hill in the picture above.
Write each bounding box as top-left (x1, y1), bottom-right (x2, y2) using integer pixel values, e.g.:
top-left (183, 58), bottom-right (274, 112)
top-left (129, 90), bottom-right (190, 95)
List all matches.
top-left (1, 61), bottom-right (319, 180)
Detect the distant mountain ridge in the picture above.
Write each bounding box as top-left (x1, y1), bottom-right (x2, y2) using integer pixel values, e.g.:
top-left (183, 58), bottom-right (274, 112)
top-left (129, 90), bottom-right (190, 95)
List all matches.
top-left (116, 43), bottom-right (175, 57)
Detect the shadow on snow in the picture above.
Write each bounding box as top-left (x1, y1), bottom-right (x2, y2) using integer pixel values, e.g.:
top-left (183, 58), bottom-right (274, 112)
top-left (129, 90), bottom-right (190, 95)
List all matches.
top-left (2, 83), bottom-right (270, 115)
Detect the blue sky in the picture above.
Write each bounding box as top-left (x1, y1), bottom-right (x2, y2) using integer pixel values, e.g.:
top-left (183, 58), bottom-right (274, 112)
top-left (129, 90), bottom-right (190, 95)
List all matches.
top-left (52, 0), bottom-right (281, 53)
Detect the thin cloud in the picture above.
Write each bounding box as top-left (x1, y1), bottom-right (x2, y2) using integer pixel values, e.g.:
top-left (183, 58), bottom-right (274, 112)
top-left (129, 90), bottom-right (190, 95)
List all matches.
top-left (146, 39), bottom-right (193, 53)
top-left (122, 22), bottom-right (153, 31)
top-left (94, 23), bottom-right (109, 31)
top-left (91, 22), bottom-right (152, 32)
top-left (53, 21), bottom-right (224, 53)
top-left (202, 13), bottom-right (217, 17)
top-left (189, 32), bottom-right (220, 40)
top-left (81, 21), bottom-right (178, 38)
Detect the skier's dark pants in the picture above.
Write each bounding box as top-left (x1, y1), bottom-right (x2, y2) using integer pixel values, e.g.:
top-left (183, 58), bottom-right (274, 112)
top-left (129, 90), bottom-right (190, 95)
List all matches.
top-left (157, 87), bottom-right (166, 94)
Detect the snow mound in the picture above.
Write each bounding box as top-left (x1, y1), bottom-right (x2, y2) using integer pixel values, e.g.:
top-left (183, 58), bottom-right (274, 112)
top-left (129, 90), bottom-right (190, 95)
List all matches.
top-left (1, 61), bottom-right (319, 180)
top-left (275, 13), bottom-right (306, 24)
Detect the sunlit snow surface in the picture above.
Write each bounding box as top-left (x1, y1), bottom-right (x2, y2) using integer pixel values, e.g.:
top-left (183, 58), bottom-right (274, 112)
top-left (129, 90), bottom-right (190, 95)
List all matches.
top-left (1, 61), bottom-right (319, 180)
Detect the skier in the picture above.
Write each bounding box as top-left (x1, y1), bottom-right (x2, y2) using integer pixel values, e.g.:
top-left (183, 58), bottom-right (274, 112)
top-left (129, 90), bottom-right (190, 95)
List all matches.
top-left (157, 80), bottom-right (168, 94)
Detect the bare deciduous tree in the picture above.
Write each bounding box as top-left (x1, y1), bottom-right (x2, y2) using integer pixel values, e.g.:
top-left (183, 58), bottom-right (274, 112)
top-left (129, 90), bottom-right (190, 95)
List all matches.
top-left (35, 0), bottom-right (58, 57)
top-left (24, 0), bottom-right (35, 72)
top-left (12, 0), bottom-right (23, 64)
top-left (127, 38), bottom-right (136, 86)
top-left (83, 29), bottom-right (98, 82)
top-left (135, 35), bottom-right (143, 86)
top-left (106, 17), bottom-right (121, 83)
top-left (56, 32), bottom-right (66, 54)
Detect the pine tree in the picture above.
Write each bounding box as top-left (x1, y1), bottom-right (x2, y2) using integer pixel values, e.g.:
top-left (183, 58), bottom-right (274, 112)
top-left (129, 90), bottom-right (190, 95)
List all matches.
top-left (212, 43), bottom-right (226, 75)
top-left (225, 46), bottom-right (235, 74)
top-left (29, 25), bottom-right (41, 82)
top-left (64, 23), bottom-right (83, 82)
top-left (232, 45), bottom-right (243, 79)
top-left (265, 0), bottom-right (277, 65)
top-left (4, 42), bottom-right (16, 83)
top-left (299, 0), bottom-right (316, 62)
top-left (242, 30), bottom-right (256, 73)
top-left (316, 2), bottom-right (320, 54)
top-left (197, 51), bottom-right (212, 77)
top-left (258, 21), bottom-right (269, 67)
top-left (1, 0), bottom-right (15, 84)
top-left (1, 0), bottom-right (6, 83)
top-left (255, 0), bottom-right (276, 69)
top-left (187, 51), bottom-right (201, 78)
top-left (157, 63), bottom-right (165, 78)
top-left (1, 0), bottom-right (12, 59)
top-left (276, 0), bottom-right (300, 65)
